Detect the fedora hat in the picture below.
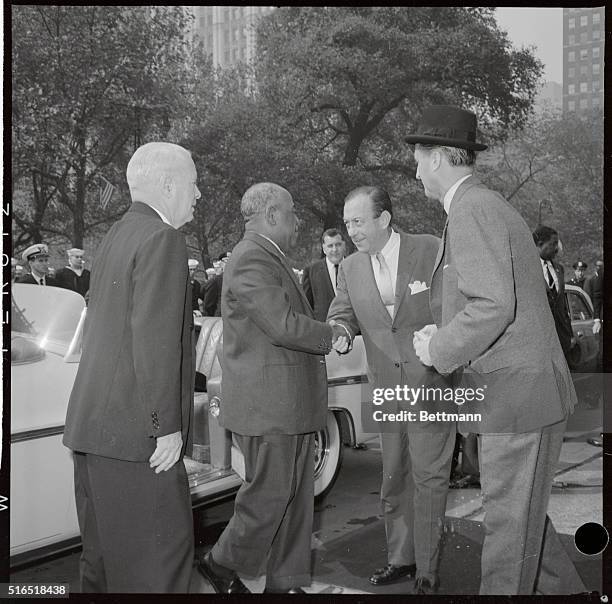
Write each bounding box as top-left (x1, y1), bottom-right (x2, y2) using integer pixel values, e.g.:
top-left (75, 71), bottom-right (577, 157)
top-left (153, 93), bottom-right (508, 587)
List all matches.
top-left (405, 105), bottom-right (488, 151)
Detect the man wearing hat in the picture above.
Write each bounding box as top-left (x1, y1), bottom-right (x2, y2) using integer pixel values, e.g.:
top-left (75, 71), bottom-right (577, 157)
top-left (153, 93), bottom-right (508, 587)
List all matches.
top-left (55, 248), bottom-right (91, 298)
top-left (408, 105), bottom-right (584, 594)
top-left (17, 243), bottom-right (57, 286)
top-left (203, 252), bottom-right (230, 317)
top-left (568, 260), bottom-right (588, 289)
top-left (188, 258), bottom-right (203, 314)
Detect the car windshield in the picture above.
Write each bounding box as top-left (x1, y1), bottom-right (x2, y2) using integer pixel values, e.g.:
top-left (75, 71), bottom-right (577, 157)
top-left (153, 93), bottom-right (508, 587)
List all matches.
top-left (11, 284), bottom-right (86, 359)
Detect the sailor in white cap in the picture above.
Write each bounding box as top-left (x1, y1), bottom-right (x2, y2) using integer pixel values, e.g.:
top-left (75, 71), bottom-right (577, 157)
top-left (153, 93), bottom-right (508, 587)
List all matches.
top-left (188, 258), bottom-right (202, 314)
top-left (17, 243), bottom-right (56, 286)
top-left (55, 247), bottom-right (90, 298)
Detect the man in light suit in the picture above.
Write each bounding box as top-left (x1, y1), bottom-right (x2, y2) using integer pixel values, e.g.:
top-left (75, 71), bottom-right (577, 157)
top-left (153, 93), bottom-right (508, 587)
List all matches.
top-left (197, 183), bottom-right (348, 594)
top-left (409, 105), bottom-right (585, 595)
top-left (302, 228), bottom-right (346, 320)
top-left (327, 186), bottom-right (455, 594)
top-left (63, 142), bottom-right (200, 592)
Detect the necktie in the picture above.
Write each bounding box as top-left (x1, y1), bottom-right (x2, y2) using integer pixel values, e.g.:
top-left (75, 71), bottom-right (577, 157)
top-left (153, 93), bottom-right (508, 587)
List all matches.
top-left (545, 263), bottom-right (556, 292)
top-left (334, 264), bottom-right (339, 286)
top-left (375, 252), bottom-right (395, 310)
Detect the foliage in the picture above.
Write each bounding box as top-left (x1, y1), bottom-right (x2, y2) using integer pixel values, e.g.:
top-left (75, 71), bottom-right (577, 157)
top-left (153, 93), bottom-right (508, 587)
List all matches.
top-left (12, 5), bottom-right (195, 249)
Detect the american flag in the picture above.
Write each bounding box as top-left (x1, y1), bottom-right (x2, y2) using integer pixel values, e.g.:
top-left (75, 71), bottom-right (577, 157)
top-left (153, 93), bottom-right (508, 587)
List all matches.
top-left (99, 176), bottom-right (116, 209)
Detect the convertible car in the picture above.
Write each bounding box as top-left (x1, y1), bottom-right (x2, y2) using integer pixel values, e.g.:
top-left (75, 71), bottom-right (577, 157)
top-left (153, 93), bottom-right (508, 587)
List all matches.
top-left (9, 282), bottom-right (599, 566)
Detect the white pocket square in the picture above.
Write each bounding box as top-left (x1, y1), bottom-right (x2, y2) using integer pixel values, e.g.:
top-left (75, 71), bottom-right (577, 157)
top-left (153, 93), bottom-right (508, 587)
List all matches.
top-left (408, 280), bottom-right (429, 295)
top-left (443, 263), bottom-right (449, 269)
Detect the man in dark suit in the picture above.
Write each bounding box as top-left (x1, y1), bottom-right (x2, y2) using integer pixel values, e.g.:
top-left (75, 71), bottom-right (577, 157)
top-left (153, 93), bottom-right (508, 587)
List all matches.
top-left (409, 105), bottom-right (585, 594)
top-left (327, 186), bottom-right (455, 594)
top-left (302, 228), bottom-right (346, 320)
top-left (202, 252), bottom-right (229, 316)
top-left (197, 183), bottom-right (347, 594)
top-left (585, 259), bottom-right (603, 323)
top-left (55, 248), bottom-right (91, 298)
top-left (533, 226), bottom-right (574, 360)
top-left (188, 258), bottom-right (202, 313)
top-left (63, 142), bottom-right (200, 592)
top-left (17, 243), bottom-right (57, 286)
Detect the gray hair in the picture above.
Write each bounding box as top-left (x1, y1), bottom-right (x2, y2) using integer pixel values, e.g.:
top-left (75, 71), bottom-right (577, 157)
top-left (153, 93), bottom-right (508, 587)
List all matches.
top-left (241, 182), bottom-right (290, 220)
top-left (417, 144), bottom-right (476, 167)
top-left (126, 142), bottom-right (192, 190)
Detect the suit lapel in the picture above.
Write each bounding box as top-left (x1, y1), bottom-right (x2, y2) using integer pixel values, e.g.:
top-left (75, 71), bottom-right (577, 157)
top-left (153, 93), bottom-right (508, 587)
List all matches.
top-left (358, 251), bottom-right (393, 325)
top-left (319, 260), bottom-right (335, 298)
top-left (394, 232), bottom-right (417, 319)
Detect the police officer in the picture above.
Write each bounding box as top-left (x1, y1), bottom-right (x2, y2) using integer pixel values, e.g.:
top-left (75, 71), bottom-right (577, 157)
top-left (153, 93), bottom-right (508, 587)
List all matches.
top-left (567, 260), bottom-right (588, 289)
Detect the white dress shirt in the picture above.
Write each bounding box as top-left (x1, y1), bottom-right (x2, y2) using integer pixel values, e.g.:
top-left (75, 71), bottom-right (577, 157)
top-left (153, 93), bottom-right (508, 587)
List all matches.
top-left (325, 257), bottom-right (339, 295)
top-left (443, 173), bottom-right (473, 214)
top-left (370, 229), bottom-right (400, 317)
top-left (540, 258), bottom-right (559, 291)
top-left (149, 205), bottom-right (172, 226)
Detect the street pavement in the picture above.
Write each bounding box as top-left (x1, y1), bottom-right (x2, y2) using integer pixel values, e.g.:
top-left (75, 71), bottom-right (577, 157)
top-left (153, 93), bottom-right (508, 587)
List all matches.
top-left (11, 399), bottom-right (603, 595)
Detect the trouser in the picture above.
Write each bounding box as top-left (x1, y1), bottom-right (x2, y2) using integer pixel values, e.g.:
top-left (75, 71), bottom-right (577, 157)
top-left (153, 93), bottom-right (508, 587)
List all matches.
top-left (211, 432), bottom-right (314, 590)
top-left (379, 427), bottom-right (455, 583)
top-left (73, 452), bottom-right (194, 593)
top-left (478, 422), bottom-right (586, 595)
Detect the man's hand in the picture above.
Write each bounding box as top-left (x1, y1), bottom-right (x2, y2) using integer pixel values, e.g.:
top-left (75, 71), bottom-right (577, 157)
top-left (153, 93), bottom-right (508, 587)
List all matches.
top-left (593, 319), bottom-right (601, 335)
top-left (149, 431), bottom-right (183, 473)
top-left (329, 320), bottom-right (351, 354)
top-left (413, 324), bottom-right (437, 367)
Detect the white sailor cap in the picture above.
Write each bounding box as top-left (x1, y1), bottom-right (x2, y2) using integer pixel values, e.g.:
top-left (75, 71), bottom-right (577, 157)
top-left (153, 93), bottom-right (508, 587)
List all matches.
top-left (67, 248), bottom-right (84, 256)
top-left (188, 259), bottom-right (199, 269)
top-left (22, 243), bottom-right (49, 262)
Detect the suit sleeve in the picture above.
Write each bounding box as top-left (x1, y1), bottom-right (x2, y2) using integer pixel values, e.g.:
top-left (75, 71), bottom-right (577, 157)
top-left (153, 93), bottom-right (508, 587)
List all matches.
top-left (131, 227), bottom-right (189, 438)
top-left (302, 265), bottom-right (314, 309)
top-left (326, 262), bottom-right (359, 338)
top-left (203, 276), bottom-right (219, 316)
top-left (429, 198), bottom-right (516, 374)
top-left (230, 248), bottom-right (333, 354)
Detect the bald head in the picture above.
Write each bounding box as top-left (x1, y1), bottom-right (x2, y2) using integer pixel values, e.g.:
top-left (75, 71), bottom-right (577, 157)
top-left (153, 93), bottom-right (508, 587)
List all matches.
top-left (127, 142), bottom-right (200, 229)
top-left (241, 183), bottom-right (298, 252)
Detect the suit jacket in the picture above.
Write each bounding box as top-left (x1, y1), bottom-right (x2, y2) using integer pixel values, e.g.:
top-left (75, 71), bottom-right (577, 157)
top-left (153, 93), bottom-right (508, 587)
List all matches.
top-left (327, 231), bottom-right (450, 414)
top-left (302, 258), bottom-right (336, 321)
top-left (219, 231), bottom-right (333, 436)
top-left (585, 272), bottom-right (603, 319)
top-left (16, 274), bottom-right (57, 286)
top-left (55, 267), bottom-right (91, 298)
top-left (429, 176), bottom-right (576, 433)
top-left (63, 202), bottom-right (194, 461)
top-left (203, 274), bottom-right (223, 316)
top-left (191, 278), bottom-right (201, 311)
top-left (543, 261), bottom-right (573, 359)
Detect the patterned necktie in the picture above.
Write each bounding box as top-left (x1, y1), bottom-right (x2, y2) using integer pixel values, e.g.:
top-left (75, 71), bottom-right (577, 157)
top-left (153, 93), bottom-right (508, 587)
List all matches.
top-left (375, 252), bottom-right (395, 310)
top-left (545, 263), bottom-right (556, 292)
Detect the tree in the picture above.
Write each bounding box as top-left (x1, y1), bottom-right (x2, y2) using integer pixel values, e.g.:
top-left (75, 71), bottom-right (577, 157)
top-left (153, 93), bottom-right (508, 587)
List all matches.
top-left (253, 7), bottom-right (543, 228)
top-left (12, 6), bottom-right (195, 249)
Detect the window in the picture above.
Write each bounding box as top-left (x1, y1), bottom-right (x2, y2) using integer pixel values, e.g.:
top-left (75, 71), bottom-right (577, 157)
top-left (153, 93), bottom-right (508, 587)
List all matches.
top-left (568, 67), bottom-right (575, 78)
top-left (593, 29), bottom-right (600, 40)
top-left (568, 84), bottom-right (576, 94)
top-left (580, 65), bottom-right (588, 76)
top-left (579, 98), bottom-right (588, 110)
top-left (567, 291), bottom-right (592, 321)
top-left (568, 100), bottom-right (576, 111)
top-left (569, 17), bottom-right (575, 28)
top-left (580, 15), bottom-right (588, 27)
top-left (593, 63), bottom-right (600, 75)
top-left (593, 97), bottom-right (600, 108)
top-left (593, 80), bottom-right (600, 92)
top-left (580, 49), bottom-right (588, 60)
top-left (593, 47), bottom-right (600, 59)
top-left (568, 51), bottom-right (576, 62)
top-left (580, 82), bottom-right (588, 93)
top-left (568, 34), bottom-right (576, 44)
top-left (593, 12), bottom-right (601, 25)
top-left (580, 32), bottom-right (588, 43)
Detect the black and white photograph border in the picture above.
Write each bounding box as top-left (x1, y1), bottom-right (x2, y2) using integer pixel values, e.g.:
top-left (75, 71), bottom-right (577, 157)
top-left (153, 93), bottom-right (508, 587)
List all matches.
top-left (3, 3), bottom-right (608, 598)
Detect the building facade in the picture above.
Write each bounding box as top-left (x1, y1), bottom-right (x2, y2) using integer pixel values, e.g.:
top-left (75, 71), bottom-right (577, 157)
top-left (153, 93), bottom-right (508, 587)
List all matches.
top-left (562, 7), bottom-right (604, 113)
top-left (189, 6), bottom-right (276, 67)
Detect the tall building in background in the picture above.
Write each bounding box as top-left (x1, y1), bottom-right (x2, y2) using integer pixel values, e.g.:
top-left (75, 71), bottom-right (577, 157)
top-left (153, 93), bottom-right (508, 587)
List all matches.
top-left (562, 7), bottom-right (604, 113)
top-left (189, 6), bottom-right (276, 67)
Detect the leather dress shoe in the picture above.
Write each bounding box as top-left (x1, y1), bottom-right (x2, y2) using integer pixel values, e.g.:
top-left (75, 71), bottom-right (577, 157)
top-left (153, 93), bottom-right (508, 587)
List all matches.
top-left (369, 563), bottom-right (417, 585)
top-left (413, 576), bottom-right (439, 594)
top-left (263, 587), bottom-right (306, 593)
top-left (197, 553), bottom-right (250, 594)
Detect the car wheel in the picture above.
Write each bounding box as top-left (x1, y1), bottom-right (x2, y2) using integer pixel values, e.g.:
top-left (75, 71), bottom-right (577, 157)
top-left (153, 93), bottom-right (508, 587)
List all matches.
top-left (314, 411), bottom-right (343, 501)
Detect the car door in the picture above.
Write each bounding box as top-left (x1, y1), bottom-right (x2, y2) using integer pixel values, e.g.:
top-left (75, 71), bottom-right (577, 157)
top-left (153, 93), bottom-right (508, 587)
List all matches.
top-left (565, 285), bottom-right (598, 372)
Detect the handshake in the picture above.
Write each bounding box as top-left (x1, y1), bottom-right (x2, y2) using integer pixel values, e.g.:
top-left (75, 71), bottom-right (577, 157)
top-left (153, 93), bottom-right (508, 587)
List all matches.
top-left (329, 320), bottom-right (352, 354)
